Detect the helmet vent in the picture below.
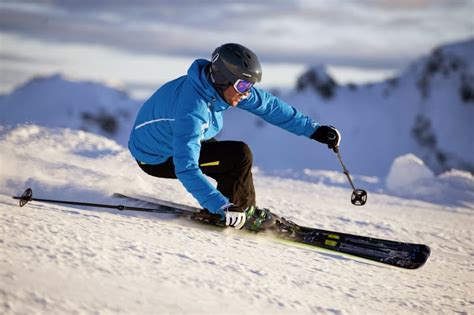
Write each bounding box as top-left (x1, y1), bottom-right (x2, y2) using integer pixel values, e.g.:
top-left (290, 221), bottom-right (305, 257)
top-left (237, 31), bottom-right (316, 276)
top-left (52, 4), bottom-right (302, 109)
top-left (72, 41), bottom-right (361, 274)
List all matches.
top-left (243, 61), bottom-right (249, 68)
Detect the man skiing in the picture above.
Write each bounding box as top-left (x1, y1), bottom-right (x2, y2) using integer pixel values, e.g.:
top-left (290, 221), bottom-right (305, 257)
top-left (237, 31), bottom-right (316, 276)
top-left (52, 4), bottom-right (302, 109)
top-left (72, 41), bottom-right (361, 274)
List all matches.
top-left (128, 43), bottom-right (340, 230)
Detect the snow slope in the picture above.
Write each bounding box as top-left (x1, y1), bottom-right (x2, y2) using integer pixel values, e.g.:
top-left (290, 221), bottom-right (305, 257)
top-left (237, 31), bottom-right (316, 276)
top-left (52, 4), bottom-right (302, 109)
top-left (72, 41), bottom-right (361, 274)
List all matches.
top-left (1, 125), bottom-right (473, 314)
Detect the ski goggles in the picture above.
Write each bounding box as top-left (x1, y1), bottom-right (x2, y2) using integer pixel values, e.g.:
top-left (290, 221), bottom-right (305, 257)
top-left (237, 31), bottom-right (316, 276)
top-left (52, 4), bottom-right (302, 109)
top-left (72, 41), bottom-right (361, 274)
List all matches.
top-left (233, 79), bottom-right (254, 94)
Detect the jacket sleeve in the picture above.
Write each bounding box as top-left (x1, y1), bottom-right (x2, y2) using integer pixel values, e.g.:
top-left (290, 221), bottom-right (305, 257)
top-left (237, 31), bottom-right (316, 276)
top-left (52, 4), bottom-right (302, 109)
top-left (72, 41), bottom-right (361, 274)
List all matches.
top-left (172, 100), bottom-right (229, 213)
top-left (238, 87), bottom-right (319, 137)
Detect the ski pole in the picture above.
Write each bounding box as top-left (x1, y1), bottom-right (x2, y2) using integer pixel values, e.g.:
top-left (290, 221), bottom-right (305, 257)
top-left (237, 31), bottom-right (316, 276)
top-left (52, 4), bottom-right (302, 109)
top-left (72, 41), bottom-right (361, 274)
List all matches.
top-left (333, 147), bottom-right (368, 206)
top-left (12, 188), bottom-right (198, 215)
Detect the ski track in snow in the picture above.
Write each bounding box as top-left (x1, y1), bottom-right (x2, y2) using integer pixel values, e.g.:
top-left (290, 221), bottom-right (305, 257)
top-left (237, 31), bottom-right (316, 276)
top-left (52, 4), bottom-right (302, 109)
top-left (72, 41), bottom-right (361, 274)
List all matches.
top-left (1, 126), bottom-right (473, 314)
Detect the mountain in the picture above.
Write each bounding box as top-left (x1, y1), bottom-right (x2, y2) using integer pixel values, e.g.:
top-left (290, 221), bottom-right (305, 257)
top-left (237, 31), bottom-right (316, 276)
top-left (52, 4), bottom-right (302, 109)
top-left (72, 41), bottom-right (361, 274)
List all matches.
top-left (1, 39), bottom-right (473, 178)
top-left (222, 38), bottom-right (474, 176)
top-left (0, 74), bottom-right (140, 145)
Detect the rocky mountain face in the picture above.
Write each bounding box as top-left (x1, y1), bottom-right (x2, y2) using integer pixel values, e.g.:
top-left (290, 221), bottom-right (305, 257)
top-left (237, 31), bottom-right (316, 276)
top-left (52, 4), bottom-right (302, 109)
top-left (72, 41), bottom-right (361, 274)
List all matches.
top-left (295, 65), bottom-right (337, 100)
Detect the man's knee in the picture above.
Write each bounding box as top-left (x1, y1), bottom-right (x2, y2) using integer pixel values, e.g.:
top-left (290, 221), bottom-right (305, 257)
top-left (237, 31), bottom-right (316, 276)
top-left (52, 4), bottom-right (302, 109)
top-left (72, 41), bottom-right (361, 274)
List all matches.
top-left (234, 141), bottom-right (253, 164)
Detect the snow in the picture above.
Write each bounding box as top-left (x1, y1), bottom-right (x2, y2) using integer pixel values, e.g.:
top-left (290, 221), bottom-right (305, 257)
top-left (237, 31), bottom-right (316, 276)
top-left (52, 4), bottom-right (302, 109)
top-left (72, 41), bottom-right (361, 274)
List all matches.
top-left (387, 154), bottom-right (436, 196)
top-left (1, 39), bottom-right (473, 313)
top-left (387, 154), bottom-right (474, 208)
top-left (1, 125), bottom-right (473, 314)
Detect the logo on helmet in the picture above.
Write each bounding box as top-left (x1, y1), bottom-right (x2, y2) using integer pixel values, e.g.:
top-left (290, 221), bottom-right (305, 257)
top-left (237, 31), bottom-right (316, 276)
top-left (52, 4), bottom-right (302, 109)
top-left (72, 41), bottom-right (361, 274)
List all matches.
top-left (211, 53), bottom-right (220, 63)
top-left (242, 73), bottom-right (252, 78)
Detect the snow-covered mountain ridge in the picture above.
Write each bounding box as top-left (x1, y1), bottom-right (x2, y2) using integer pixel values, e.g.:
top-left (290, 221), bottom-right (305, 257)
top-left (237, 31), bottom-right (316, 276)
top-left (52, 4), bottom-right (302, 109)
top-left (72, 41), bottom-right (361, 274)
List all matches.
top-left (1, 39), bottom-right (473, 177)
top-left (0, 74), bottom-right (140, 145)
top-left (296, 39), bottom-right (474, 104)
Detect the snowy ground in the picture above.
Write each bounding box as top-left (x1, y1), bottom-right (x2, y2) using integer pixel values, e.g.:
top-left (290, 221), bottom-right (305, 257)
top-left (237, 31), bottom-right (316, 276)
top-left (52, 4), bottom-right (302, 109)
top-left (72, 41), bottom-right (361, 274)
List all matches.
top-left (1, 125), bottom-right (473, 314)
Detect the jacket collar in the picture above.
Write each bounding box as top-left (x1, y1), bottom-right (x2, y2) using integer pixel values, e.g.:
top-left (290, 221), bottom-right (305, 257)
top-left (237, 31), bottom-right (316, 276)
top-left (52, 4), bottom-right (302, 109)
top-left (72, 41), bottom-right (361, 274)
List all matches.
top-left (188, 59), bottom-right (230, 112)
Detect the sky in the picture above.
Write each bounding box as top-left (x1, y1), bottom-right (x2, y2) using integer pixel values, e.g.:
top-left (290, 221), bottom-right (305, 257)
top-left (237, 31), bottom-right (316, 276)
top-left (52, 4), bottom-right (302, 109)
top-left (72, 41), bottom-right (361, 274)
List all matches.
top-left (1, 0), bottom-right (473, 99)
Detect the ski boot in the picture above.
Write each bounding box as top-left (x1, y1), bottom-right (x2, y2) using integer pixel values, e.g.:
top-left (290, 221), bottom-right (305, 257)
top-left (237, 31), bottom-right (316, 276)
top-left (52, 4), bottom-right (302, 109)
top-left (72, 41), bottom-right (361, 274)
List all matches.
top-left (244, 206), bottom-right (277, 232)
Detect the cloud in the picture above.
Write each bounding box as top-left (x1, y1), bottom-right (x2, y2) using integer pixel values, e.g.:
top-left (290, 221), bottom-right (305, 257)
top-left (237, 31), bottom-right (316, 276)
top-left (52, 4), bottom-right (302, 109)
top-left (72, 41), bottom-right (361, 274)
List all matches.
top-left (1, 0), bottom-right (473, 69)
top-left (361, 0), bottom-right (470, 10)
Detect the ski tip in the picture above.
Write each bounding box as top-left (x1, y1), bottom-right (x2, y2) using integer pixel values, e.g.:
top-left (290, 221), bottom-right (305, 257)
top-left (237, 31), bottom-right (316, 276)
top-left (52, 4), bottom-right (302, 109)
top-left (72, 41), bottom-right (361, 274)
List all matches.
top-left (406, 244), bottom-right (431, 270)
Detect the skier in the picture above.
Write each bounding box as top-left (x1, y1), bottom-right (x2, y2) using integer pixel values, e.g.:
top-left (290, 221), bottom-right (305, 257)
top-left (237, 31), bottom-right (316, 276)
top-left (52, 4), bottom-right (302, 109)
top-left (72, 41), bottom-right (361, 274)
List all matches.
top-left (128, 43), bottom-right (340, 230)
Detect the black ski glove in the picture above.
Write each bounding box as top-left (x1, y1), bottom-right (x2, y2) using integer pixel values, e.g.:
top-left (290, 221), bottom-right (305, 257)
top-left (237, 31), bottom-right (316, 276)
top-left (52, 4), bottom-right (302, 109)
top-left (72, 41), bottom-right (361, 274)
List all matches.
top-left (311, 125), bottom-right (341, 152)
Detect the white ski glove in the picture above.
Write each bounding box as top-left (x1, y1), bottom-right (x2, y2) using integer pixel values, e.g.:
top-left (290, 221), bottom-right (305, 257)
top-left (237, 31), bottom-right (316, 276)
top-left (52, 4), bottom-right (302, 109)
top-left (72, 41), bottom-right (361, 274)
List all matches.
top-left (219, 204), bottom-right (247, 230)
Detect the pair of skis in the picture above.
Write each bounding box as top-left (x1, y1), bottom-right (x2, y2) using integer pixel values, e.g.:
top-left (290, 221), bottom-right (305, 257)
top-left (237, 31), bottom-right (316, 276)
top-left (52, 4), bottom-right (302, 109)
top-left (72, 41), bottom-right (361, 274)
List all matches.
top-left (13, 188), bottom-right (430, 270)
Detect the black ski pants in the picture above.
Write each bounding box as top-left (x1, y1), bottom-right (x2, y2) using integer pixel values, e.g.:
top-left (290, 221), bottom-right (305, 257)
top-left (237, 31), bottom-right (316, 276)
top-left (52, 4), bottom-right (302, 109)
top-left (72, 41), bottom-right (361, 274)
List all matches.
top-left (137, 140), bottom-right (256, 210)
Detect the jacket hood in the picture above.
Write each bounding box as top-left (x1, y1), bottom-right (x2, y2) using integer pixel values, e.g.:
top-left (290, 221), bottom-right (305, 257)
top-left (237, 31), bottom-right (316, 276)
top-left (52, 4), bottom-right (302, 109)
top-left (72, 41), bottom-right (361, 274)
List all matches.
top-left (187, 59), bottom-right (230, 112)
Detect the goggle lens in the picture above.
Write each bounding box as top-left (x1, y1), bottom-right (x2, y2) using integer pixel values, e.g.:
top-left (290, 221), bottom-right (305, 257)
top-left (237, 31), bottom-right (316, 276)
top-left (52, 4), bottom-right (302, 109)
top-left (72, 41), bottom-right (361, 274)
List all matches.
top-left (233, 79), bottom-right (253, 93)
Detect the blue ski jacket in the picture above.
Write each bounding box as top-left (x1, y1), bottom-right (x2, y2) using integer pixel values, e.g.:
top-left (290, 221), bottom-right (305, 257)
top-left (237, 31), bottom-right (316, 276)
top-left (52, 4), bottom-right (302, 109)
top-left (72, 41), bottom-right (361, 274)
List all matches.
top-left (129, 59), bottom-right (319, 214)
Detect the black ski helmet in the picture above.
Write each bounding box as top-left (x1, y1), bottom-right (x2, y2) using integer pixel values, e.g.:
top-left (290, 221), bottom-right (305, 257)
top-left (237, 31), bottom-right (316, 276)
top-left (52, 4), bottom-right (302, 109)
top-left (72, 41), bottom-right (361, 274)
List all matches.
top-left (210, 43), bottom-right (262, 88)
